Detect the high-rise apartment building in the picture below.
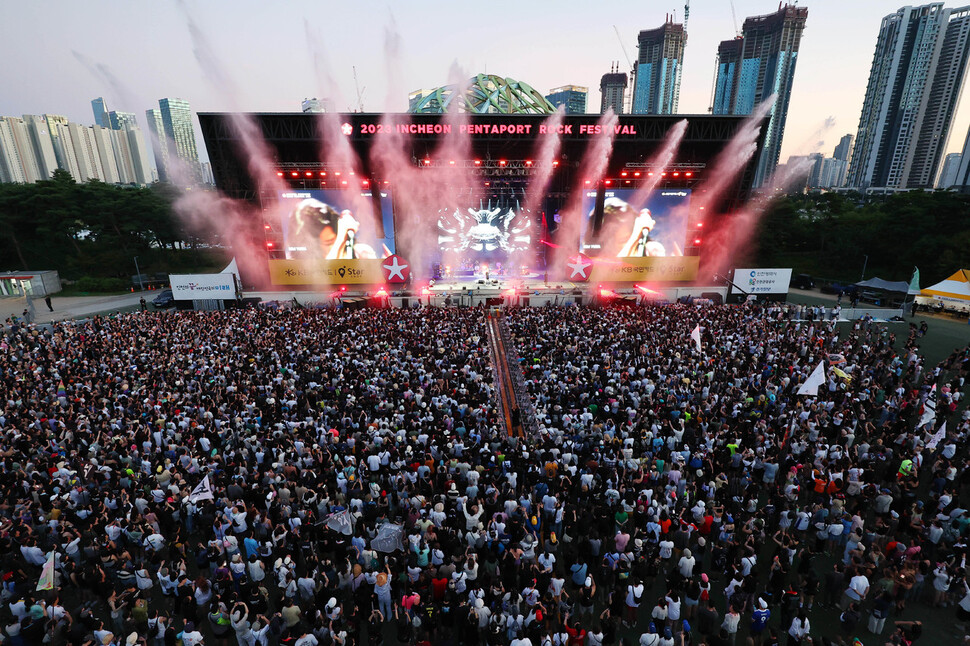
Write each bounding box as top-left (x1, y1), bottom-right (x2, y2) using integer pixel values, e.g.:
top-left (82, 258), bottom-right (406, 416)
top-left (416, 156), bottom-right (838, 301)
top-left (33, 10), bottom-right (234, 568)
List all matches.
top-left (22, 115), bottom-right (59, 181)
top-left (937, 152), bottom-right (963, 187)
top-left (108, 111), bottom-right (137, 130)
top-left (91, 97), bottom-right (109, 128)
top-left (712, 5), bottom-right (808, 187)
top-left (833, 134), bottom-right (853, 163)
top-left (848, 4), bottom-right (970, 189)
top-left (600, 67), bottom-right (628, 115)
top-left (145, 108), bottom-right (169, 182)
top-left (632, 20), bottom-right (686, 114)
top-left (159, 98), bottom-right (200, 171)
top-left (545, 86), bottom-right (588, 114)
top-left (301, 97), bottom-right (333, 113)
top-left (1, 109), bottom-right (153, 186)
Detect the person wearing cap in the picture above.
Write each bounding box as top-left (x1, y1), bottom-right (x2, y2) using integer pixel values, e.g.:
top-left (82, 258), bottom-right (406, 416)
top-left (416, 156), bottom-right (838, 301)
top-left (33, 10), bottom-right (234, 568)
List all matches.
top-left (639, 622), bottom-right (660, 646)
top-left (750, 598), bottom-right (771, 646)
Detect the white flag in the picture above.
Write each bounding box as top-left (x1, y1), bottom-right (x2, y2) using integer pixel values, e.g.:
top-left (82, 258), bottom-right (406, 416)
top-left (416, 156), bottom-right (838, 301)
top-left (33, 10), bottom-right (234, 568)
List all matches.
top-left (326, 509), bottom-right (355, 536)
top-left (36, 551), bottom-right (56, 591)
top-left (917, 384), bottom-right (937, 429)
top-left (189, 475), bottom-right (214, 504)
top-left (796, 362), bottom-right (826, 396)
top-left (690, 325), bottom-right (702, 352)
top-left (926, 421), bottom-right (947, 449)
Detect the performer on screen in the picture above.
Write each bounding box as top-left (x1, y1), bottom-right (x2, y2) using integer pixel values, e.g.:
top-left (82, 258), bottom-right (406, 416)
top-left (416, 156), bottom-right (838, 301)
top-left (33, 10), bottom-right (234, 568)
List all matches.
top-left (602, 197), bottom-right (667, 258)
top-left (290, 198), bottom-right (378, 259)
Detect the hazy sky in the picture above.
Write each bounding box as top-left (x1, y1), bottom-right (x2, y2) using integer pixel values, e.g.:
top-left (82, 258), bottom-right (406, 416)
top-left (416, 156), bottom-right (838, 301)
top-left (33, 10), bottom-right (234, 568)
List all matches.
top-left (3, 0), bottom-right (969, 165)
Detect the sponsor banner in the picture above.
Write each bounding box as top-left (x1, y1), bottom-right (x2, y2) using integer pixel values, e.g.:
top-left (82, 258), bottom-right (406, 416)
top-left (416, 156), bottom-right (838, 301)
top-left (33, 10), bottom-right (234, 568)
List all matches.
top-left (732, 268), bottom-right (792, 294)
top-left (269, 259), bottom-right (386, 285)
top-left (588, 256), bottom-right (698, 282)
top-left (169, 273), bottom-right (236, 300)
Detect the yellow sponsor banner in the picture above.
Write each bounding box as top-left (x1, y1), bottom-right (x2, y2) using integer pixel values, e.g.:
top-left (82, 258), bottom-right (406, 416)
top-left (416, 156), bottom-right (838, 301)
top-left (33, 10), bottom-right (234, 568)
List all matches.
top-left (269, 259), bottom-right (386, 285)
top-left (588, 256), bottom-right (698, 282)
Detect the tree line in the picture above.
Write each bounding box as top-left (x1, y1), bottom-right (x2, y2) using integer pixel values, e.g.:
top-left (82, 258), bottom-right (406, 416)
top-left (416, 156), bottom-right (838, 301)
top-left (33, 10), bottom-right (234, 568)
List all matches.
top-left (754, 190), bottom-right (970, 286)
top-left (0, 170), bottom-right (225, 288)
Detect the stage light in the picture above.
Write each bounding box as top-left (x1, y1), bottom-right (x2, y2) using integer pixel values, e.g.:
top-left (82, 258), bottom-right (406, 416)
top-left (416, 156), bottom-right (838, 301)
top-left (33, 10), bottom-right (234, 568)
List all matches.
top-left (474, 159), bottom-right (481, 165)
top-left (661, 172), bottom-right (667, 177)
top-left (585, 180), bottom-right (591, 185)
top-left (335, 172), bottom-right (341, 176)
top-left (383, 180), bottom-right (389, 185)
top-left (340, 286), bottom-right (347, 291)
top-left (264, 224), bottom-right (271, 230)
top-left (634, 171), bottom-right (641, 177)
top-left (362, 180), bottom-right (369, 186)
top-left (290, 171), bottom-right (298, 177)
top-left (699, 206), bottom-right (705, 210)
top-left (625, 180), bottom-right (631, 184)
top-left (320, 171), bottom-right (327, 176)
top-left (423, 159), bottom-right (431, 165)
top-left (672, 172), bottom-right (680, 177)
top-left (621, 171), bottom-right (628, 177)
top-left (525, 160), bottom-right (533, 166)
top-left (604, 179), bottom-right (612, 185)
top-left (694, 239), bottom-right (702, 245)
top-left (305, 171), bottom-right (313, 177)
top-left (647, 172), bottom-right (654, 177)
top-left (685, 172), bottom-right (693, 177)
top-left (449, 160), bottom-right (455, 165)
top-left (484, 181), bottom-right (490, 186)
top-left (276, 172), bottom-right (283, 177)
top-left (349, 171), bottom-right (355, 176)
top-left (499, 160), bottom-right (506, 166)
top-left (266, 242), bottom-right (274, 248)
top-left (696, 222), bottom-right (704, 228)
top-left (341, 180), bottom-right (348, 185)
top-left (552, 161), bottom-right (559, 167)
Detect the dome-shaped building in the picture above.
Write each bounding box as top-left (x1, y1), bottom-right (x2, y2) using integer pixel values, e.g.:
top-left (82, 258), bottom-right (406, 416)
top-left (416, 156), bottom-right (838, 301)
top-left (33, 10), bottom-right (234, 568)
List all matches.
top-left (408, 74), bottom-right (556, 114)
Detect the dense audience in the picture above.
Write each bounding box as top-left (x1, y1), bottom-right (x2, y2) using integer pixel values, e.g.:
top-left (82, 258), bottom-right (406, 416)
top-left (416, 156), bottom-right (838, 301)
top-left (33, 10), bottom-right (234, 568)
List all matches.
top-left (0, 302), bottom-right (967, 646)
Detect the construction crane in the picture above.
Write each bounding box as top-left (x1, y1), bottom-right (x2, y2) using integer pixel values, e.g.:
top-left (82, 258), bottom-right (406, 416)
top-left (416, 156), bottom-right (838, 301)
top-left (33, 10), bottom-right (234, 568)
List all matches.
top-left (684, 0), bottom-right (691, 30)
top-left (352, 66), bottom-right (366, 113)
top-left (730, 0), bottom-right (741, 37)
top-left (613, 25), bottom-right (634, 71)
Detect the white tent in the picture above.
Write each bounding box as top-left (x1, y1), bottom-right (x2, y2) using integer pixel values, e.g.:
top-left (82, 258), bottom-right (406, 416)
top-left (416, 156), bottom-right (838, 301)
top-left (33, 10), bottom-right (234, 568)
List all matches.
top-left (918, 269), bottom-right (970, 311)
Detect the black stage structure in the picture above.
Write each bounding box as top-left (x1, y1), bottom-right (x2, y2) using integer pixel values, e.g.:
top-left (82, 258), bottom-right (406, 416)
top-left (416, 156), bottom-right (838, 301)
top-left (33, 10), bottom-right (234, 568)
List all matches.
top-left (199, 112), bottom-right (765, 274)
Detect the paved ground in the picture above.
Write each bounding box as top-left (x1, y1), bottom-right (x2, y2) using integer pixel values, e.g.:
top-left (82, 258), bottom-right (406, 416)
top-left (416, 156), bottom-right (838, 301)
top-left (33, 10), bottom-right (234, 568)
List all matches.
top-left (0, 292), bottom-right (146, 325)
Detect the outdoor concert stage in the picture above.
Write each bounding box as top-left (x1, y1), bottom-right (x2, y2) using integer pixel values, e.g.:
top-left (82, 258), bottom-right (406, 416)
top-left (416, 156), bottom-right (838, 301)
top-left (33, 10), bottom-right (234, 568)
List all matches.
top-left (199, 112), bottom-right (766, 291)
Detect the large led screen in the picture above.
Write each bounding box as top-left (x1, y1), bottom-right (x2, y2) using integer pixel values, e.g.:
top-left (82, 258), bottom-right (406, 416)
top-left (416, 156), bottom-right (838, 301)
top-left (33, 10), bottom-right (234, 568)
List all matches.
top-left (435, 200), bottom-right (534, 270)
top-left (279, 190), bottom-right (395, 260)
top-left (581, 188), bottom-right (690, 257)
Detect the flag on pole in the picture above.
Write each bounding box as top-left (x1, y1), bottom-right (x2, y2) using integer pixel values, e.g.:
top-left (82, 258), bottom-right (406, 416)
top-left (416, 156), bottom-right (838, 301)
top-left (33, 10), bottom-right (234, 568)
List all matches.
top-left (926, 421), bottom-right (947, 449)
top-left (189, 475), bottom-right (214, 504)
top-left (36, 551), bottom-right (56, 591)
top-left (690, 325), bottom-right (702, 352)
top-left (796, 362), bottom-right (826, 396)
top-left (917, 384), bottom-right (937, 429)
top-left (908, 267), bottom-right (921, 295)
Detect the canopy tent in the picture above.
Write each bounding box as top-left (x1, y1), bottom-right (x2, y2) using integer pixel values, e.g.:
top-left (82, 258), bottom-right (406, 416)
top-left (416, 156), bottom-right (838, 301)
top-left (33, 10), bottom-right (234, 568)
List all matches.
top-left (854, 277), bottom-right (910, 292)
top-left (920, 269), bottom-right (970, 303)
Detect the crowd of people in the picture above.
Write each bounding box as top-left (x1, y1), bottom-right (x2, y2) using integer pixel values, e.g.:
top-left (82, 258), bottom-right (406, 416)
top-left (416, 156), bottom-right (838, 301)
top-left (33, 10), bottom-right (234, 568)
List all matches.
top-left (0, 302), bottom-right (967, 646)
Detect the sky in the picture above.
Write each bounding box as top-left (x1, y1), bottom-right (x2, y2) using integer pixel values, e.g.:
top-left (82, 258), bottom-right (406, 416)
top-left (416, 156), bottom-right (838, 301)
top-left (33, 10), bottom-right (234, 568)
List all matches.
top-left (3, 0), bottom-right (969, 167)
